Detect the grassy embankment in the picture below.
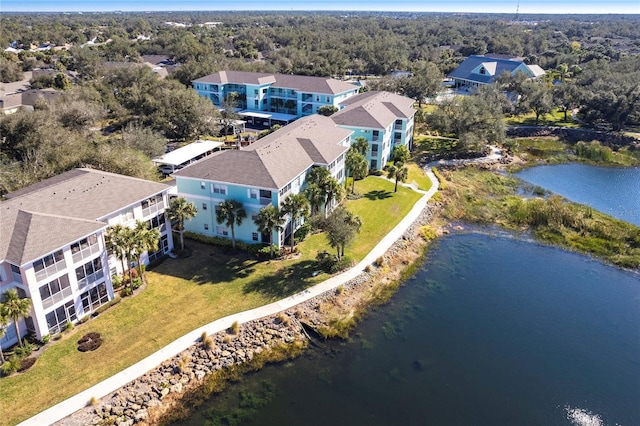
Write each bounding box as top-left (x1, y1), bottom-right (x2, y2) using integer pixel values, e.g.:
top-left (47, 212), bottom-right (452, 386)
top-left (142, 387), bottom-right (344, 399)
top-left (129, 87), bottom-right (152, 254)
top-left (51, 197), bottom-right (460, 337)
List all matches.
top-left (436, 166), bottom-right (640, 270)
top-left (0, 177), bottom-right (423, 426)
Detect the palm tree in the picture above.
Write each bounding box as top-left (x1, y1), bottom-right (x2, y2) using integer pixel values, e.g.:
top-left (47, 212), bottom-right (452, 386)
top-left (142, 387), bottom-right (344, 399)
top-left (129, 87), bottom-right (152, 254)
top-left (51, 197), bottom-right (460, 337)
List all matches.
top-left (216, 200), bottom-right (247, 249)
top-left (387, 161), bottom-right (409, 192)
top-left (1, 289), bottom-right (32, 348)
top-left (322, 177), bottom-right (344, 215)
top-left (303, 183), bottom-right (324, 216)
top-left (0, 307), bottom-right (8, 363)
top-left (253, 205), bottom-right (285, 258)
top-left (167, 197), bottom-right (198, 252)
top-left (105, 224), bottom-right (130, 282)
top-left (345, 149), bottom-right (368, 194)
top-left (280, 193), bottom-right (310, 253)
top-left (351, 136), bottom-right (369, 156)
top-left (132, 220), bottom-right (160, 283)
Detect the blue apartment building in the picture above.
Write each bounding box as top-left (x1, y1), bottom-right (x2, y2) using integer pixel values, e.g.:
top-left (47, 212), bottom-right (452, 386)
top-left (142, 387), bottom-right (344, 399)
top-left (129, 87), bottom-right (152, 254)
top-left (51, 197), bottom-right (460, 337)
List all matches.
top-left (192, 71), bottom-right (360, 127)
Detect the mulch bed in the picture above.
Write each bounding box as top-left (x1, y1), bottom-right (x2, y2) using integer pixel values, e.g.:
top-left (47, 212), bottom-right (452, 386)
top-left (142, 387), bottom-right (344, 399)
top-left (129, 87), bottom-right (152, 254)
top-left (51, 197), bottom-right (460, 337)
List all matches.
top-left (78, 332), bottom-right (103, 352)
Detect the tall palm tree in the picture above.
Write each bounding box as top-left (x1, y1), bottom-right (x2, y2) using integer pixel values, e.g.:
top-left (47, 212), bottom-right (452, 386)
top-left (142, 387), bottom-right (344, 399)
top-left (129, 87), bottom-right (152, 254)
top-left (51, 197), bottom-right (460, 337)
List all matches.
top-left (0, 306), bottom-right (8, 363)
top-left (253, 205), bottom-right (285, 258)
top-left (132, 220), bottom-right (160, 284)
top-left (322, 177), bottom-right (344, 215)
top-left (1, 289), bottom-right (32, 348)
top-left (303, 183), bottom-right (324, 216)
top-left (105, 224), bottom-right (130, 282)
top-left (281, 193), bottom-right (310, 253)
top-left (387, 161), bottom-right (409, 192)
top-left (167, 197), bottom-right (198, 251)
top-left (216, 200), bottom-right (247, 249)
top-left (345, 149), bottom-right (368, 194)
top-left (351, 136), bottom-right (369, 156)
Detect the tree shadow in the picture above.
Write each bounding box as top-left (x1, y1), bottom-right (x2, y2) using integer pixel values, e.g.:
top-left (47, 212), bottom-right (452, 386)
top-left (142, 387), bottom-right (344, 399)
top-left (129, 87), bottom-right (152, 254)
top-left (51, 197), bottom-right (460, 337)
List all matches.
top-left (242, 259), bottom-right (320, 299)
top-left (151, 240), bottom-right (260, 285)
top-left (364, 189), bottom-right (393, 200)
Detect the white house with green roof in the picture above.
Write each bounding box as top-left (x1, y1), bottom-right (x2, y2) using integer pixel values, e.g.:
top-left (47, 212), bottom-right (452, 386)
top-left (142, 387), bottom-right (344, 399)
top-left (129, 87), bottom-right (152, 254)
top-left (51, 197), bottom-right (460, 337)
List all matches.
top-left (172, 115), bottom-right (352, 248)
top-left (0, 169), bottom-right (175, 348)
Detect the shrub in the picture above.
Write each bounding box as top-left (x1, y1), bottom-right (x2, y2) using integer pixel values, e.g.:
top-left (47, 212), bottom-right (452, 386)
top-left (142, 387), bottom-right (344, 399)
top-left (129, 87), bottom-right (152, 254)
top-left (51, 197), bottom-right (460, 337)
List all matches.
top-left (420, 225), bottom-right (438, 242)
top-left (229, 321), bottom-right (240, 335)
top-left (294, 222), bottom-right (312, 242)
top-left (330, 256), bottom-right (353, 274)
top-left (63, 322), bottom-right (74, 332)
top-left (77, 332), bottom-right (102, 352)
top-left (364, 264), bottom-right (372, 273)
top-left (111, 274), bottom-right (123, 289)
top-left (131, 277), bottom-right (142, 290)
top-left (40, 334), bottom-right (51, 345)
top-left (1, 356), bottom-right (20, 376)
top-left (88, 396), bottom-right (98, 406)
top-left (315, 250), bottom-right (336, 272)
top-left (374, 256), bottom-right (386, 267)
top-left (120, 287), bottom-right (133, 297)
top-left (335, 285), bottom-right (344, 295)
top-left (276, 313), bottom-right (290, 325)
top-left (15, 341), bottom-right (34, 358)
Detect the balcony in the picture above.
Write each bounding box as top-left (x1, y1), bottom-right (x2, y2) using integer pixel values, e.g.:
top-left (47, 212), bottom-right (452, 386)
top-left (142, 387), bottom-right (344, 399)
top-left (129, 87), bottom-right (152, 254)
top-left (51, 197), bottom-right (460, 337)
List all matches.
top-left (77, 270), bottom-right (105, 291)
top-left (71, 242), bottom-right (101, 264)
top-left (41, 286), bottom-right (73, 310)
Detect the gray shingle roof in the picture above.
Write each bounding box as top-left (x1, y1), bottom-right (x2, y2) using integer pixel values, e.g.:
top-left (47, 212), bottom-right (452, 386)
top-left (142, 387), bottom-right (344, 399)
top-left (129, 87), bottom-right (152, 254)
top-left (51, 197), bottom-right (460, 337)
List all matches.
top-left (332, 91), bottom-right (415, 129)
top-left (173, 115), bottom-right (351, 189)
top-left (447, 55), bottom-right (543, 84)
top-left (193, 71), bottom-right (358, 95)
top-left (1, 168), bottom-right (171, 265)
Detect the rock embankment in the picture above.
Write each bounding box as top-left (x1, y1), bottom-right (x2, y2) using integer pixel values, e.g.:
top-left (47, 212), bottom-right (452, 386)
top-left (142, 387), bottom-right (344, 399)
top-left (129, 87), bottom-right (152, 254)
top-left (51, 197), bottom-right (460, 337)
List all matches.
top-left (54, 315), bottom-right (307, 426)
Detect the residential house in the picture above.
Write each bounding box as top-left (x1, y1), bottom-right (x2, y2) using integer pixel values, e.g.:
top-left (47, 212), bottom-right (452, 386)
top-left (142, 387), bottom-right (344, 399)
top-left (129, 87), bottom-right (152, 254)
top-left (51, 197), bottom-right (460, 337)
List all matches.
top-left (172, 115), bottom-right (352, 247)
top-left (192, 71), bottom-right (359, 127)
top-left (331, 91), bottom-right (416, 170)
top-left (0, 89), bottom-right (62, 115)
top-left (448, 54), bottom-right (545, 91)
top-left (0, 169), bottom-right (174, 348)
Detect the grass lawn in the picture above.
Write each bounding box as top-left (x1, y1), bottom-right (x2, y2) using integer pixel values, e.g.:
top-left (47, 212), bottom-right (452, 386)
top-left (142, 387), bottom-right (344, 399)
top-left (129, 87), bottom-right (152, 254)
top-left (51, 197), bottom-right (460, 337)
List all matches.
top-left (0, 176), bottom-right (423, 426)
top-left (505, 108), bottom-right (580, 128)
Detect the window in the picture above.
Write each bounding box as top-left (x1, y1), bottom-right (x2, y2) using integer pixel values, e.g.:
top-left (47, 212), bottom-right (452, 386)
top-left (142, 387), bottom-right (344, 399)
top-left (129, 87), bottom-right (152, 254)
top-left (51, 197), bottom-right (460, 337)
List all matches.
top-left (249, 188), bottom-right (259, 199)
top-left (46, 300), bottom-right (77, 334)
top-left (71, 234), bottom-right (100, 263)
top-left (39, 275), bottom-right (72, 309)
top-left (202, 203), bottom-right (208, 210)
top-left (212, 184), bottom-right (227, 195)
top-left (33, 250), bottom-right (66, 281)
top-left (371, 144), bottom-right (379, 153)
top-left (10, 264), bottom-right (22, 283)
top-left (255, 100), bottom-right (259, 108)
top-left (372, 130), bottom-right (380, 141)
top-left (254, 89), bottom-right (258, 95)
top-left (81, 283), bottom-right (109, 314)
top-left (216, 226), bottom-right (228, 236)
top-left (200, 182), bottom-right (206, 190)
top-left (251, 211), bottom-right (258, 221)
top-left (204, 224), bottom-right (209, 231)
top-left (147, 213), bottom-right (166, 231)
top-left (252, 233), bottom-right (259, 241)
top-left (119, 208), bottom-right (134, 223)
top-left (75, 257), bottom-right (104, 289)
top-left (371, 159), bottom-right (378, 169)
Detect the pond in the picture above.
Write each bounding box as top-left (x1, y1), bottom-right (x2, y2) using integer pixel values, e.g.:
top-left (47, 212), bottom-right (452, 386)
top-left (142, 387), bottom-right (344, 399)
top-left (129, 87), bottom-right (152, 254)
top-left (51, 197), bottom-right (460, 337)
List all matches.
top-left (515, 163), bottom-right (640, 226)
top-left (177, 234), bottom-right (640, 426)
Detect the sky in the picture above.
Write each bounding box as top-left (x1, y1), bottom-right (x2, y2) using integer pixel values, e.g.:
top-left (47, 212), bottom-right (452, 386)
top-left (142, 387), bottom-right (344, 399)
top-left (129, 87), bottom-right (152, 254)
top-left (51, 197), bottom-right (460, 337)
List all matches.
top-left (1, 0), bottom-right (639, 14)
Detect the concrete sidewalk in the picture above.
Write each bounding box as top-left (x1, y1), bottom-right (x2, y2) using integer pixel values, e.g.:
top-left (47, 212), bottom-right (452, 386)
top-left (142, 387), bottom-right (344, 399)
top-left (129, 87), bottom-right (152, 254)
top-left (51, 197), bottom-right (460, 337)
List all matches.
top-left (20, 171), bottom-right (439, 426)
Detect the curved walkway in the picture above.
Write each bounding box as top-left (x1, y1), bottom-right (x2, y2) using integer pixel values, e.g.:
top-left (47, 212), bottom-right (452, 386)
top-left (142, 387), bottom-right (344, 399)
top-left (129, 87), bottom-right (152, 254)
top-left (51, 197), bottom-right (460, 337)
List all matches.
top-left (21, 171), bottom-right (440, 426)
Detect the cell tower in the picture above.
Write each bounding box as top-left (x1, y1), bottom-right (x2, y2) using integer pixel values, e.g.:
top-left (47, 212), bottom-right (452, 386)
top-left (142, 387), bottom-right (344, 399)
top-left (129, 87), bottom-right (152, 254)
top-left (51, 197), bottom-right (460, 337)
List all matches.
top-left (515, 0), bottom-right (520, 21)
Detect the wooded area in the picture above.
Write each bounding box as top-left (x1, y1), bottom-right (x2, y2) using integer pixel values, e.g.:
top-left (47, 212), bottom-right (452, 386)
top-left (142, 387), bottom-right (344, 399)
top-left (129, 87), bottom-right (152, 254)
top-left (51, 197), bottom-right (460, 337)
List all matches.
top-left (1, 11), bottom-right (639, 195)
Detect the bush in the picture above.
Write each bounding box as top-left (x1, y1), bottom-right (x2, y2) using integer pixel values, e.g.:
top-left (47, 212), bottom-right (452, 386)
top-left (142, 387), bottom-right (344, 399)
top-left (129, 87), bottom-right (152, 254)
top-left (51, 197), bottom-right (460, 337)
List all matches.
top-left (184, 231), bottom-right (264, 254)
top-left (294, 222), bottom-right (312, 242)
top-left (276, 313), bottom-right (290, 325)
top-left (77, 332), bottom-right (103, 352)
top-left (374, 256), bottom-right (386, 267)
top-left (420, 225), bottom-right (438, 242)
top-left (315, 250), bottom-right (337, 272)
top-left (1, 356), bottom-right (20, 376)
top-left (63, 322), bottom-right (74, 332)
top-left (111, 274), bottom-right (123, 290)
top-left (229, 321), bottom-right (240, 335)
top-left (131, 277), bottom-right (142, 290)
top-left (40, 334), bottom-right (51, 345)
top-left (14, 342), bottom-right (34, 358)
top-left (330, 256), bottom-right (353, 274)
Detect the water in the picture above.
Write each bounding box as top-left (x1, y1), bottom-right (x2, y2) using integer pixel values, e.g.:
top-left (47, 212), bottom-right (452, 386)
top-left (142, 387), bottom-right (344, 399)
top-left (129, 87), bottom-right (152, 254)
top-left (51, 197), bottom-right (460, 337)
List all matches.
top-left (515, 164), bottom-right (640, 226)
top-left (177, 235), bottom-right (640, 426)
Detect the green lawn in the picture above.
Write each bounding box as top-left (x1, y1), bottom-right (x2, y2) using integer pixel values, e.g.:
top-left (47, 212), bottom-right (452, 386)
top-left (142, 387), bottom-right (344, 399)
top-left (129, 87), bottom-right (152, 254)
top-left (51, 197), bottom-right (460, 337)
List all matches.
top-left (0, 176), bottom-right (423, 426)
top-left (505, 108), bottom-right (580, 128)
